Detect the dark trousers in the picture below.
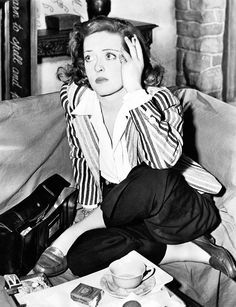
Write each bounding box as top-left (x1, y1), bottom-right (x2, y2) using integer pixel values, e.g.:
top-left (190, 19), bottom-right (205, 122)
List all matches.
top-left (67, 163), bottom-right (220, 276)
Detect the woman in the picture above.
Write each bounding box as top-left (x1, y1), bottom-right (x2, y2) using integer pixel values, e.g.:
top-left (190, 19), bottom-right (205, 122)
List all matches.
top-left (34, 16), bottom-right (236, 280)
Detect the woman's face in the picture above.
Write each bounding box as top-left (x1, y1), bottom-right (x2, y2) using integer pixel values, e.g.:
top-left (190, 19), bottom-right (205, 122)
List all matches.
top-left (83, 31), bottom-right (124, 97)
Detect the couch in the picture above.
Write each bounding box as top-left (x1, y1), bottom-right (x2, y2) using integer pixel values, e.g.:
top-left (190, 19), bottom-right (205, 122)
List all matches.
top-left (0, 88), bottom-right (235, 306)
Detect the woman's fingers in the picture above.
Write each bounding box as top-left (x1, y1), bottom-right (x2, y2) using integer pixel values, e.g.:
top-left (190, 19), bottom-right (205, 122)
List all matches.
top-left (133, 35), bottom-right (144, 63)
top-left (123, 35), bottom-right (144, 65)
top-left (120, 48), bottom-right (130, 63)
top-left (124, 36), bottom-right (138, 59)
top-left (119, 35), bottom-right (144, 92)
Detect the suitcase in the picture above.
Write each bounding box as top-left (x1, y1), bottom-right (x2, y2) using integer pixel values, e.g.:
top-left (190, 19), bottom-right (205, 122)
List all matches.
top-left (0, 174), bottom-right (77, 276)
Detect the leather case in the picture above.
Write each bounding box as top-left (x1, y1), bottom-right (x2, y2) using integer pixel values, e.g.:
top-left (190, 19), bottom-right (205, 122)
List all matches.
top-left (0, 174), bottom-right (77, 276)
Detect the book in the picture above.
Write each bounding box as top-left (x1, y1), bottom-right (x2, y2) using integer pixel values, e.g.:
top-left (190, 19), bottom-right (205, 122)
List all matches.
top-left (45, 14), bottom-right (81, 31)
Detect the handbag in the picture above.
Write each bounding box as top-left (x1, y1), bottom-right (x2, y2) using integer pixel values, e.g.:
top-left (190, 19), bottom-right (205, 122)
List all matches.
top-left (0, 174), bottom-right (78, 276)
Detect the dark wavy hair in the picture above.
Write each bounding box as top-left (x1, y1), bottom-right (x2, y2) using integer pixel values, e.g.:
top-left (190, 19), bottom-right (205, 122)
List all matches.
top-left (56, 16), bottom-right (164, 88)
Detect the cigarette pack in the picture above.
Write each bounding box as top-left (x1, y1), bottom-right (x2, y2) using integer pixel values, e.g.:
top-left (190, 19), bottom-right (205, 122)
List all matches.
top-left (70, 283), bottom-right (104, 307)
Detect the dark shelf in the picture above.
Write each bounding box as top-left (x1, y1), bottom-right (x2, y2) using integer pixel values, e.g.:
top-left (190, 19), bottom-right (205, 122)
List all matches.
top-left (37, 19), bottom-right (158, 61)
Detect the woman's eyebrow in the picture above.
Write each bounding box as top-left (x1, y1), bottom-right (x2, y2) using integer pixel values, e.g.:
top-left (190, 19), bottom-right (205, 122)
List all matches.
top-left (102, 48), bottom-right (120, 52)
top-left (84, 48), bottom-right (120, 53)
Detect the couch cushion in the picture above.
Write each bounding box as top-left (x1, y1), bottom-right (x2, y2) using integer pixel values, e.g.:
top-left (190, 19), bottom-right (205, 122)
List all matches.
top-left (173, 88), bottom-right (236, 227)
top-left (175, 88), bottom-right (236, 190)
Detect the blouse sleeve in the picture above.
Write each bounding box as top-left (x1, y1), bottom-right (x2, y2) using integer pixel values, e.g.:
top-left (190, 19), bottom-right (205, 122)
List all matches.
top-left (128, 87), bottom-right (183, 168)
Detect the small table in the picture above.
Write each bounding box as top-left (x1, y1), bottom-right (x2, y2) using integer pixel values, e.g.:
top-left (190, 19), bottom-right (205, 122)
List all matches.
top-left (15, 251), bottom-right (197, 307)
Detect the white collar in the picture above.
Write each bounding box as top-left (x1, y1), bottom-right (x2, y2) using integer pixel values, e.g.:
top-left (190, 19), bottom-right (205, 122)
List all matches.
top-left (71, 88), bottom-right (99, 116)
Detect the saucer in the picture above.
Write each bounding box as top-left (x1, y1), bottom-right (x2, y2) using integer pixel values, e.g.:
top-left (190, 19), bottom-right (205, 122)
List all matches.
top-left (100, 273), bottom-right (156, 298)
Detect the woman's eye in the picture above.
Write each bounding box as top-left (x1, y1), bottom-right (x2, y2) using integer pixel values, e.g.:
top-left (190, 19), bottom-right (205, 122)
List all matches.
top-left (84, 55), bottom-right (93, 62)
top-left (105, 52), bottom-right (116, 60)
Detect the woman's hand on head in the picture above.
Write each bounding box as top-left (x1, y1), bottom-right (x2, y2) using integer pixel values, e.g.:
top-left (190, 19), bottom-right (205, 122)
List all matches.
top-left (120, 35), bottom-right (144, 93)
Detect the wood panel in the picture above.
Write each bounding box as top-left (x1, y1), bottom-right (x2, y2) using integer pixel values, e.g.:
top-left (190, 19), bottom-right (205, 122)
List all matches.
top-left (9, 0), bottom-right (31, 98)
top-left (0, 0), bottom-right (37, 100)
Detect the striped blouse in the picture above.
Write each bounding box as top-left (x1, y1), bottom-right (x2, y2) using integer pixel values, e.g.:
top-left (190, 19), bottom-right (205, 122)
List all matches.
top-left (60, 82), bottom-right (222, 209)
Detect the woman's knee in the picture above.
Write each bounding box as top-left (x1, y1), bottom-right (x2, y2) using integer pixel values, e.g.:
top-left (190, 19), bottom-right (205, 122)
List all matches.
top-left (67, 228), bottom-right (138, 276)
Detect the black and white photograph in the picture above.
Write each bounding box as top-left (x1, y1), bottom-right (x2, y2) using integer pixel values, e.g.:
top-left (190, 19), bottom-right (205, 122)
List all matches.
top-left (0, 1), bottom-right (236, 306)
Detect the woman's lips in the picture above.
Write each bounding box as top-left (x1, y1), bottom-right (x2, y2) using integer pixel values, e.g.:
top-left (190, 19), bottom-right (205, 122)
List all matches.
top-left (95, 77), bottom-right (108, 84)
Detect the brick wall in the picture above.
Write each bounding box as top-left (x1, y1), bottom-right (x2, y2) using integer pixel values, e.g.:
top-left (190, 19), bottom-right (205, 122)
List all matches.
top-left (175, 0), bottom-right (226, 98)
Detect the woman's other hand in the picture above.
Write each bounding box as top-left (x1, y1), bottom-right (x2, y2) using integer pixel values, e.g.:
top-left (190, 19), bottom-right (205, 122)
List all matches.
top-left (120, 35), bottom-right (144, 93)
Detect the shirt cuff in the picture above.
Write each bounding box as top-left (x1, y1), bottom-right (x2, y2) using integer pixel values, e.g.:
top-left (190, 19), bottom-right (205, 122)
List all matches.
top-left (82, 204), bottom-right (99, 210)
top-left (123, 89), bottom-right (152, 111)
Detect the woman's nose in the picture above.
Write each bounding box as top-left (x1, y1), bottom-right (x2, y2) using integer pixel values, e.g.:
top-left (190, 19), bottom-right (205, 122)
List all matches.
top-left (94, 58), bottom-right (105, 72)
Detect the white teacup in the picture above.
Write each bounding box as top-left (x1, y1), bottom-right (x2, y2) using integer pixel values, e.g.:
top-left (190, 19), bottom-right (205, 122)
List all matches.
top-left (109, 258), bottom-right (155, 289)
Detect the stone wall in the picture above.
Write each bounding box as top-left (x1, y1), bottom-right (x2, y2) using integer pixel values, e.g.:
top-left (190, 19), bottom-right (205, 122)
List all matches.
top-left (175, 0), bottom-right (226, 98)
